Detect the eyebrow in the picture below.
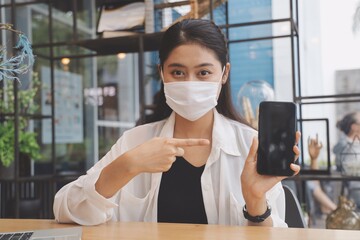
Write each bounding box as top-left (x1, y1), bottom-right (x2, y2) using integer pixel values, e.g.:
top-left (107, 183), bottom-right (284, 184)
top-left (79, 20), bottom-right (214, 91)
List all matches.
top-left (167, 63), bottom-right (215, 68)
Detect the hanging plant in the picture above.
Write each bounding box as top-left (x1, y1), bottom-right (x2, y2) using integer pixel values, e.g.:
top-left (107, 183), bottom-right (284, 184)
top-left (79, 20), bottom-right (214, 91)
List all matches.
top-left (0, 23), bottom-right (34, 82)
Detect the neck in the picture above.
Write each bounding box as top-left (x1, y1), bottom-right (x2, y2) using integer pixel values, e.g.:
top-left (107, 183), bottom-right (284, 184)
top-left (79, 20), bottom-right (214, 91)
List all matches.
top-left (348, 133), bottom-right (360, 141)
top-left (173, 110), bottom-right (214, 140)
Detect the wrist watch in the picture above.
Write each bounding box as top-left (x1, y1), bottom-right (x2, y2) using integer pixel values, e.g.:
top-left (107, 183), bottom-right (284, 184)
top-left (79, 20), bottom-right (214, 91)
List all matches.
top-left (243, 204), bottom-right (271, 223)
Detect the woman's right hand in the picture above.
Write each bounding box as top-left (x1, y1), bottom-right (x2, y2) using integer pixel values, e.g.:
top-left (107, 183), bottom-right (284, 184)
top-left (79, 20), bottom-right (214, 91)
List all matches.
top-left (125, 137), bottom-right (210, 174)
top-left (96, 137), bottom-right (209, 198)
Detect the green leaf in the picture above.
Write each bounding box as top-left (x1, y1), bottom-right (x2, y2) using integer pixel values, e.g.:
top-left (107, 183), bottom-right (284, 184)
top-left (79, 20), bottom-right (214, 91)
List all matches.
top-left (0, 72), bottom-right (43, 167)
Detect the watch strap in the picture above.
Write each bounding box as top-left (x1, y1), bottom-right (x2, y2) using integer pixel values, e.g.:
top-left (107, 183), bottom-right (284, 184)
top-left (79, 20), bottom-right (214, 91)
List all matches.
top-left (243, 204), bottom-right (271, 223)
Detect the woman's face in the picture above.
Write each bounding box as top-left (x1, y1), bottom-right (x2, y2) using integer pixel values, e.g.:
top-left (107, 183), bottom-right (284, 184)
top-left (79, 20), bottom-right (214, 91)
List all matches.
top-left (162, 44), bottom-right (227, 83)
top-left (352, 112), bottom-right (360, 136)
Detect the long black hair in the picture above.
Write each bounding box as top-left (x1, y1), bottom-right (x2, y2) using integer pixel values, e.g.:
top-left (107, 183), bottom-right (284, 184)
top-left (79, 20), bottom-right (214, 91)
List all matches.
top-left (146, 19), bottom-right (247, 125)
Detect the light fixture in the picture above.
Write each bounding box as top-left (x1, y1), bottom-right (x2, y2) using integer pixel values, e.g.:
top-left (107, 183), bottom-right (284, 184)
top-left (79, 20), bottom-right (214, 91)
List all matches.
top-left (117, 53), bottom-right (126, 59)
top-left (61, 58), bottom-right (70, 65)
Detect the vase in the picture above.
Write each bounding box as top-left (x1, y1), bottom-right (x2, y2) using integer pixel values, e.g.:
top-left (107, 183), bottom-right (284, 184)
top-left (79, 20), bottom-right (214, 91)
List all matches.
top-left (326, 195), bottom-right (360, 230)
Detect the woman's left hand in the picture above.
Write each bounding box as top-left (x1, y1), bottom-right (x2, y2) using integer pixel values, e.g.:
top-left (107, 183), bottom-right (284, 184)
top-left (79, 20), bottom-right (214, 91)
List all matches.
top-left (240, 131), bottom-right (301, 216)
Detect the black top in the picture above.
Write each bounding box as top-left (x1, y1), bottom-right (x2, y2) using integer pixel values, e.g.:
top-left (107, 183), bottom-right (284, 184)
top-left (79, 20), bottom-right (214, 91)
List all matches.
top-left (157, 156), bottom-right (208, 224)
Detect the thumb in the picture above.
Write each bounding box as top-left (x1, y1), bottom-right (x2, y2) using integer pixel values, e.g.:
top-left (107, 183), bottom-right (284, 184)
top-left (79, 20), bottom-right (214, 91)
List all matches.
top-left (175, 147), bottom-right (185, 156)
top-left (246, 137), bottom-right (258, 164)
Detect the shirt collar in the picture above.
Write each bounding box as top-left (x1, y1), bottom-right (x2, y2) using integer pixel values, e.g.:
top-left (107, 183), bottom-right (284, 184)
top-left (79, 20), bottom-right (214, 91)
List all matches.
top-left (159, 112), bottom-right (176, 138)
top-left (159, 110), bottom-right (241, 157)
top-left (212, 110), bottom-right (241, 157)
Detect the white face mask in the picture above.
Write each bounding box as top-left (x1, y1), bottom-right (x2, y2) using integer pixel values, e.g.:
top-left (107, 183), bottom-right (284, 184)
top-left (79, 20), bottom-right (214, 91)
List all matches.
top-left (162, 68), bottom-right (225, 121)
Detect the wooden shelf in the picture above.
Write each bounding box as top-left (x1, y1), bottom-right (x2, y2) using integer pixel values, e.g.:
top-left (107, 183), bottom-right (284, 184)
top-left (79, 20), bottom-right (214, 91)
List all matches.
top-left (76, 31), bottom-right (164, 55)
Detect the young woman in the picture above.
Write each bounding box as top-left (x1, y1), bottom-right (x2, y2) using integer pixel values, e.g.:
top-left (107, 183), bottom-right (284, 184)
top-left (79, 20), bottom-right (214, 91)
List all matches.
top-left (334, 112), bottom-right (360, 171)
top-left (334, 112), bottom-right (360, 209)
top-left (54, 19), bottom-right (300, 227)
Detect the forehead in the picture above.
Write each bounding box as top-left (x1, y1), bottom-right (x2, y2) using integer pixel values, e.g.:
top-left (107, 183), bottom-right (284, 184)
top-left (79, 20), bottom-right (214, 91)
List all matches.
top-left (355, 112), bottom-right (360, 121)
top-left (164, 43), bottom-right (221, 67)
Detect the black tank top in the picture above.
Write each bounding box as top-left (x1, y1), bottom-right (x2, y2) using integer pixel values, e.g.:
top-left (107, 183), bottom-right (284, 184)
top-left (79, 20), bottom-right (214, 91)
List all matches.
top-left (157, 156), bottom-right (208, 224)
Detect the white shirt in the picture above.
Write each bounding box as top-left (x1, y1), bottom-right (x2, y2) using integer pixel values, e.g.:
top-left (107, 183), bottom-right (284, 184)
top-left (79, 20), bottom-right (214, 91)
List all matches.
top-left (53, 110), bottom-right (287, 227)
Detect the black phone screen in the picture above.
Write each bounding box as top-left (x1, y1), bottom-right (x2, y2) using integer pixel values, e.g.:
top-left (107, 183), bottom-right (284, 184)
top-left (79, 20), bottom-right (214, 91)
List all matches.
top-left (257, 101), bottom-right (296, 176)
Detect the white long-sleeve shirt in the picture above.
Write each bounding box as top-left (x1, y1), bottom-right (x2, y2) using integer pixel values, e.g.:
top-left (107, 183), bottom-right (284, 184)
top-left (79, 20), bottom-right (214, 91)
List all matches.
top-left (53, 110), bottom-right (287, 227)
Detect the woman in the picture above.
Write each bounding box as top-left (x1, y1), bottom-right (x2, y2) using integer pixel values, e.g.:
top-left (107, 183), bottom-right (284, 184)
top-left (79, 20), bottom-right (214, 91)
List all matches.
top-left (334, 112), bottom-right (360, 171)
top-left (53, 19), bottom-right (300, 227)
top-left (334, 112), bottom-right (360, 209)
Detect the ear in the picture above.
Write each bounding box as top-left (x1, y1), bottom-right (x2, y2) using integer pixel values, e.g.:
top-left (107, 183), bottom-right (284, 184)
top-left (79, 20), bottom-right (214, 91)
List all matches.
top-left (222, 62), bottom-right (231, 84)
top-left (157, 64), bottom-right (164, 82)
top-left (157, 64), bottom-right (161, 75)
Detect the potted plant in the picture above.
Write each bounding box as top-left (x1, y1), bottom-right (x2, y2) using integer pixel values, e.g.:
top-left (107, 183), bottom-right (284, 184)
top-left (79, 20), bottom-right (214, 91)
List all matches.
top-left (0, 72), bottom-right (42, 178)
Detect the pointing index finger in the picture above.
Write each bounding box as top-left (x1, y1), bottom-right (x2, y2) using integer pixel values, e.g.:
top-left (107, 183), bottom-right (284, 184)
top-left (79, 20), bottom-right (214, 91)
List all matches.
top-left (166, 138), bottom-right (210, 147)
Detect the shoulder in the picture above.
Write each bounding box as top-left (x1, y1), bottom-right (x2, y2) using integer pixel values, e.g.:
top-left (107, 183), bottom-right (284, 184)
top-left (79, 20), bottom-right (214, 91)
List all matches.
top-left (333, 138), bottom-right (349, 154)
top-left (213, 113), bottom-right (257, 155)
top-left (219, 114), bottom-right (257, 141)
top-left (228, 117), bottom-right (256, 134)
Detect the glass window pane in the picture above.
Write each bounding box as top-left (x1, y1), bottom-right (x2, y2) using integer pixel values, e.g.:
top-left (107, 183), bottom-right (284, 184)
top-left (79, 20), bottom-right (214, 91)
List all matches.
top-left (31, 4), bottom-right (50, 45)
top-left (37, 56), bottom-right (96, 174)
top-left (230, 39), bottom-right (275, 104)
top-left (35, 118), bottom-right (54, 176)
top-left (213, 2), bottom-right (227, 26)
top-left (229, 21), bottom-right (291, 41)
top-left (98, 126), bottom-right (128, 160)
top-left (300, 102), bottom-right (360, 171)
top-left (229, 0), bottom-right (290, 25)
top-left (299, 119), bottom-right (330, 171)
top-left (231, 37), bottom-right (296, 121)
top-left (75, 0), bottom-right (95, 30)
top-left (299, 0), bottom-right (360, 97)
top-left (97, 54), bottom-right (139, 123)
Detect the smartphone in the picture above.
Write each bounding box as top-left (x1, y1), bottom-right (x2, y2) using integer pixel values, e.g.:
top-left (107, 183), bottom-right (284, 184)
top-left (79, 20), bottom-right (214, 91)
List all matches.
top-left (257, 101), bottom-right (297, 176)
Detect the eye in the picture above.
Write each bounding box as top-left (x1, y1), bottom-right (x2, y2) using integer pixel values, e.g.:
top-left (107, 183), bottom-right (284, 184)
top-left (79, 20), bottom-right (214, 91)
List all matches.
top-left (171, 70), bottom-right (185, 77)
top-left (199, 70), bottom-right (211, 76)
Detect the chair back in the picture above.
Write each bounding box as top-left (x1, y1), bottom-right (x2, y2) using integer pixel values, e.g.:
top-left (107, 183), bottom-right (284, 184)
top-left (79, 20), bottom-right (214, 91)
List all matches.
top-left (283, 185), bottom-right (307, 228)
